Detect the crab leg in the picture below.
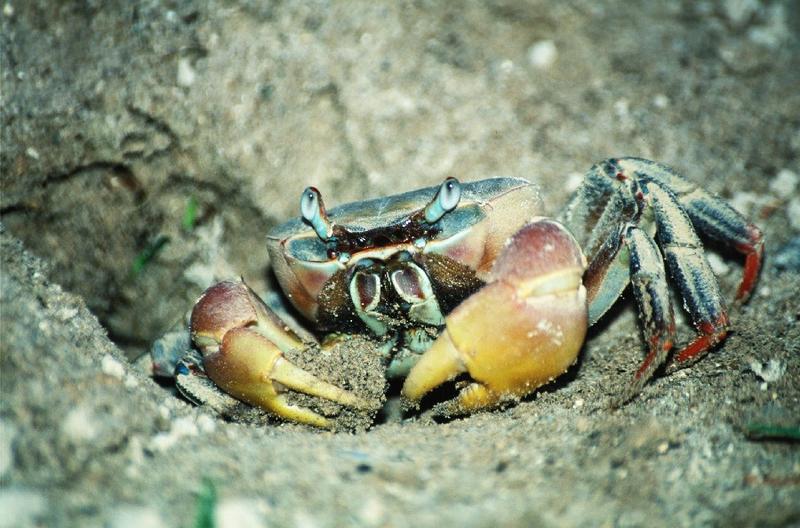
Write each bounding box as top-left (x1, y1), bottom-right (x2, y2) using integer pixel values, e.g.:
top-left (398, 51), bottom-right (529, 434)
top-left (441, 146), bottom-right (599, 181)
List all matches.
top-left (569, 158), bottom-right (763, 377)
top-left (645, 180), bottom-right (730, 364)
top-left (191, 280), bottom-right (371, 428)
top-left (582, 216), bottom-right (676, 401)
top-left (582, 228), bottom-right (630, 326)
top-left (559, 161), bottom-right (636, 264)
top-left (621, 224), bottom-right (676, 398)
top-left (668, 179), bottom-right (763, 301)
top-left (620, 158), bottom-right (764, 301)
top-left (565, 158), bottom-right (764, 304)
top-left (560, 161), bottom-right (637, 325)
top-left (402, 219), bottom-right (588, 412)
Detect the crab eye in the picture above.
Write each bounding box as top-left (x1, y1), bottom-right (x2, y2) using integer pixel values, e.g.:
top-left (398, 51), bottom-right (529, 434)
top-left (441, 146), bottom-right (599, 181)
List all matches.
top-left (424, 177), bottom-right (462, 223)
top-left (300, 186), bottom-right (334, 241)
top-left (439, 177), bottom-right (461, 210)
top-left (300, 187), bottom-right (319, 222)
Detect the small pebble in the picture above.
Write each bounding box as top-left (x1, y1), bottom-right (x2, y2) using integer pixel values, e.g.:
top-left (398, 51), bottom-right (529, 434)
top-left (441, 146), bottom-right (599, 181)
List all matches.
top-left (125, 437), bottom-right (146, 477)
top-left (102, 354), bottom-right (126, 380)
top-left (706, 253), bottom-right (730, 276)
top-left (0, 419), bottom-right (17, 478)
top-left (730, 191), bottom-right (760, 217)
top-left (57, 306), bottom-right (79, 321)
top-left (774, 237), bottom-right (800, 271)
top-left (358, 496), bottom-right (386, 526)
top-left (722, 0), bottom-right (759, 27)
top-left (749, 358), bottom-right (785, 384)
top-left (748, 4), bottom-right (790, 49)
top-left (294, 511), bottom-right (321, 528)
top-left (196, 413), bottom-right (217, 433)
top-left (0, 489), bottom-right (46, 528)
top-left (61, 406), bottom-right (99, 443)
top-left (565, 172), bottom-right (584, 193)
top-left (25, 147), bottom-right (40, 160)
top-left (167, 415), bottom-right (200, 437)
top-left (108, 505), bottom-right (167, 528)
top-left (177, 58), bottom-right (196, 87)
top-left (216, 498), bottom-right (269, 528)
top-left (158, 404), bottom-right (172, 420)
top-left (769, 168), bottom-right (798, 197)
top-left (653, 94), bottom-right (669, 109)
top-left (149, 416), bottom-right (199, 452)
top-left (613, 98), bottom-right (630, 118)
top-left (499, 59), bottom-right (514, 74)
top-left (527, 40), bottom-right (557, 69)
top-left (787, 198), bottom-right (800, 231)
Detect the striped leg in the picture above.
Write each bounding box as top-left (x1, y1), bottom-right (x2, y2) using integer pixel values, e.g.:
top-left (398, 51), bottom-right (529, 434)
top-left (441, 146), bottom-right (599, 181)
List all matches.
top-left (625, 158), bottom-right (764, 301)
top-left (644, 179), bottom-right (729, 365)
top-left (582, 211), bottom-right (676, 401)
top-left (564, 157), bottom-right (763, 399)
top-left (672, 182), bottom-right (763, 301)
top-left (623, 223), bottom-right (675, 397)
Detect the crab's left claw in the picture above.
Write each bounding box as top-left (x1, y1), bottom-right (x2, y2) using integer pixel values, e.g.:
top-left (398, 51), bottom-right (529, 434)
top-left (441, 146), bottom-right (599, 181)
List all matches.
top-left (191, 280), bottom-right (371, 428)
top-left (402, 219), bottom-right (588, 413)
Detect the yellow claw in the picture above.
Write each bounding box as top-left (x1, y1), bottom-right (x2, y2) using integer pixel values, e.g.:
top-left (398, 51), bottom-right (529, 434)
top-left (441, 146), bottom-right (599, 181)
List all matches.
top-left (205, 327), bottom-right (369, 428)
top-left (402, 219), bottom-right (588, 412)
top-left (191, 280), bottom-right (370, 428)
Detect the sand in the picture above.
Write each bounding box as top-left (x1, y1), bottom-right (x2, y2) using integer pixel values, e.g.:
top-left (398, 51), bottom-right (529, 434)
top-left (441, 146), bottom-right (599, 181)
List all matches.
top-left (1, 1), bottom-right (798, 526)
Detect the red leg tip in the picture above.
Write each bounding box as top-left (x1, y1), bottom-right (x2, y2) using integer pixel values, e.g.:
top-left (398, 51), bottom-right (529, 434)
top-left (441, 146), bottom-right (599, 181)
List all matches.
top-left (674, 315), bottom-right (729, 363)
top-left (634, 337), bottom-right (673, 380)
top-left (735, 226), bottom-right (764, 301)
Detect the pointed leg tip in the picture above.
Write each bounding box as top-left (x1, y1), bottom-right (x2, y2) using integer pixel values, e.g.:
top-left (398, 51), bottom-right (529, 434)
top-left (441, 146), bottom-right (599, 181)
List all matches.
top-left (735, 229), bottom-right (764, 302)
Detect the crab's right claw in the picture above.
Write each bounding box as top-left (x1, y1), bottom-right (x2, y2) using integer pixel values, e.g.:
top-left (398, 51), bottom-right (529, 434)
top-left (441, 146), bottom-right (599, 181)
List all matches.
top-left (191, 280), bottom-right (369, 428)
top-left (402, 220), bottom-right (588, 413)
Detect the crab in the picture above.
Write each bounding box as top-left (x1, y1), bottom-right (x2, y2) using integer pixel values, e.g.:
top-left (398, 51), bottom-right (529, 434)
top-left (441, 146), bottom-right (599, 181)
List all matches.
top-left (171, 158), bottom-right (763, 428)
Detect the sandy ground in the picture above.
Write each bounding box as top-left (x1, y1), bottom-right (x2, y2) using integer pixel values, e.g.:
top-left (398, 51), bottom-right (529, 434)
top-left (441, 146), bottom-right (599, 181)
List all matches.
top-left (2, 1), bottom-right (799, 526)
